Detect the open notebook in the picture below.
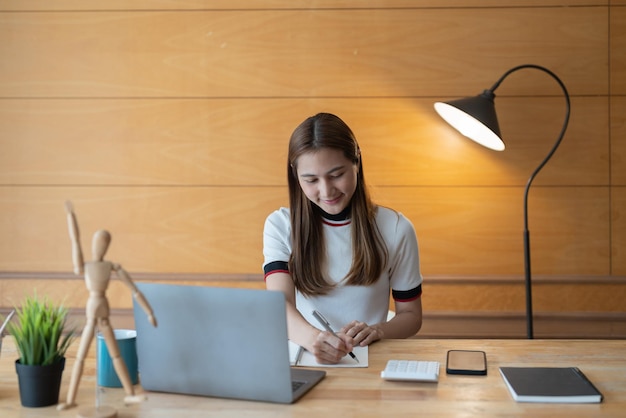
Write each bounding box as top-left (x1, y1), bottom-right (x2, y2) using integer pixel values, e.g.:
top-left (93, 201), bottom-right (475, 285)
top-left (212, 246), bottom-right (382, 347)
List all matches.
top-left (289, 341), bottom-right (368, 367)
top-left (133, 283), bottom-right (325, 404)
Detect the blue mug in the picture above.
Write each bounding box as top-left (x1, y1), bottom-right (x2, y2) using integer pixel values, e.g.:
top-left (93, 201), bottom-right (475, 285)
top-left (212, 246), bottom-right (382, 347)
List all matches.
top-left (97, 329), bottom-right (138, 388)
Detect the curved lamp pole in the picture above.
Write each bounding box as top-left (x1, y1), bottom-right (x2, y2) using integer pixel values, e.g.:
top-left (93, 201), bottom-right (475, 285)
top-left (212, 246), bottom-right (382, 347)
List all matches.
top-left (434, 64), bottom-right (571, 339)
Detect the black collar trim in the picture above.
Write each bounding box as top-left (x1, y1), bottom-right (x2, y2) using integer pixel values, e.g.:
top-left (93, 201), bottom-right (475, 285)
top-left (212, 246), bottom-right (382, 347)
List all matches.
top-left (316, 204), bottom-right (351, 222)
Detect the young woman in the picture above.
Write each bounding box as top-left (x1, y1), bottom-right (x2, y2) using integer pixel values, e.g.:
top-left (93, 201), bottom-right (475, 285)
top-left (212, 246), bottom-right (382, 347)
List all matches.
top-left (263, 113), bottom-right (423, 364)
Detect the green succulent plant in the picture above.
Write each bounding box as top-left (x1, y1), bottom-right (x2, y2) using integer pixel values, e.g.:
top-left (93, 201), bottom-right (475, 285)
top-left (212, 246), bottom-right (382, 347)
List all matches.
top-left (6, 294), bottom-right (75, 366)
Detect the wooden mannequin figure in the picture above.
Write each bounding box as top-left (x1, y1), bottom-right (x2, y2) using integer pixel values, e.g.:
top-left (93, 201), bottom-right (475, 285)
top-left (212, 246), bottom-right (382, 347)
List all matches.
top-left (58, 202), bottom-right (157, 417)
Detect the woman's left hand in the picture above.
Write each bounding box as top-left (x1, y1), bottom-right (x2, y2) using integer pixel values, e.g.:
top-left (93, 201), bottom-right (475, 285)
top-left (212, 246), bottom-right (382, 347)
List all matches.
top-left (340, 321), bottom-right (384, 347)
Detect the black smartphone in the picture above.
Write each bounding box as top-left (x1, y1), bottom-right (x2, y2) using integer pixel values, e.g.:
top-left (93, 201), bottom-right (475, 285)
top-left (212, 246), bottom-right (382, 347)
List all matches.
top-left (446, 350), bottom-right (487, 375)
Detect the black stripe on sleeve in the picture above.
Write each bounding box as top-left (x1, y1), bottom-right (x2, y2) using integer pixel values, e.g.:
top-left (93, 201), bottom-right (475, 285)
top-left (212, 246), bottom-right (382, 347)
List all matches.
top-left (392, 285), bottom-right (422, 302)
top-left (264, 261), bottom-right (289, 276)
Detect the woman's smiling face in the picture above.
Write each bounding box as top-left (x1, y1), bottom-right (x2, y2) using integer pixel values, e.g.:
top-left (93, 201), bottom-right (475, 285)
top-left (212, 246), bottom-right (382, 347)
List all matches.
top-left (295, 147), bottom-right (358, 215)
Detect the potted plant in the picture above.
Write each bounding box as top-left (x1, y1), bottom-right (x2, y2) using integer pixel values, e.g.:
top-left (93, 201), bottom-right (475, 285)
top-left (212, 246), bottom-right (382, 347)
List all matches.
top-left (6, 294), bottom-right (74, 407)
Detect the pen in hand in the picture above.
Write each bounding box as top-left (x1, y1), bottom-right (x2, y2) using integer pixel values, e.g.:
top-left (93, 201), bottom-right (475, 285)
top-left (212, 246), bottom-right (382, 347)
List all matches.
top-left (312, 310), bottom-right (359, 363)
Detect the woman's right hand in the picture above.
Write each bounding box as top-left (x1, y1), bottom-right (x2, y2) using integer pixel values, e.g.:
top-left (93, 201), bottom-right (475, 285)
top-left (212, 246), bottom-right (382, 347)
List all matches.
top-left (311, 330), bottom-right (354, 364)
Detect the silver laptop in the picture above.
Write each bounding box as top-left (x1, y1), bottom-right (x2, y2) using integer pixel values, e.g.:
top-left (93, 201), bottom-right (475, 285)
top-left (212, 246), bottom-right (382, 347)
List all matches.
top-left (132, 283), bottom-right (325, 404)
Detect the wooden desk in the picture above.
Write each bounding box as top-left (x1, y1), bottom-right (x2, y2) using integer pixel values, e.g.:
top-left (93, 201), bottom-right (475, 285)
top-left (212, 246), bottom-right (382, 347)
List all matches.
top-left (1, 337), bottom-right (625, 417)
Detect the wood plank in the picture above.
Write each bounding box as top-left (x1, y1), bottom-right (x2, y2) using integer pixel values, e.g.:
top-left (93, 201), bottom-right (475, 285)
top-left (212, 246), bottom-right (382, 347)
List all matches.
top-left (0, 8), bottom-right (607, 97)
top-left (5, 271), bottom-right (625, 340)
top-left (611, 5), bottom-right (626, 93)
top-left (0, 97), bottom-right (608, 187)
top-left (2, 273), bottom-right (625, 312)
top-left (612, 97), bottom-right (626, 185)
top-left (4, 278), bottom-right (625, 339)
top-left (533, 281), bottom-right (626, 312)
top-left (374, 186), bottom-right (610, 276)
top-left (419, 311), bottom-right (626, 339)
top-left (0, 276), bottom-right (265, 310)
top-left (0, 0), bottom-right (609, 12)
top-left (613, 187), bottom-right (626, 275)
top-left (0, 187), bottom-right (287, 273)
top-left (55, 310), bottom-right (626, 339)
top-left (0, 186), bottom-right (610, 275)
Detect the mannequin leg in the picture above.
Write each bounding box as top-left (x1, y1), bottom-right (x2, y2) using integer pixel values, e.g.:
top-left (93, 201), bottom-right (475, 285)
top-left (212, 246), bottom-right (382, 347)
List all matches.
top-left (57, 320), bottom-right (96, 410)
top-left (98, 318), bottom-right (145, 404)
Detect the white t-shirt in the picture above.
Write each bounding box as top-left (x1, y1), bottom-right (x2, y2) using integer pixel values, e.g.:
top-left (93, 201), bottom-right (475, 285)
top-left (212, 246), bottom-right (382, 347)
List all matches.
top-left (263, 206), bottom-right (422, 330)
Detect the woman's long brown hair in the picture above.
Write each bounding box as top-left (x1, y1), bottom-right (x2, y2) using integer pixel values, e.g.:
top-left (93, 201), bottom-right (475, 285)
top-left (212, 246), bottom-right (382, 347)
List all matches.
top-left (287, 113), bottom-right (388, 297)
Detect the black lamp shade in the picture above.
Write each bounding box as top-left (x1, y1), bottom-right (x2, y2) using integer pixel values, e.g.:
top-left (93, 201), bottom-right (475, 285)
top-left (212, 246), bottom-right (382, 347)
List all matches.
top-left (434, 90), bottom-right (505, 151)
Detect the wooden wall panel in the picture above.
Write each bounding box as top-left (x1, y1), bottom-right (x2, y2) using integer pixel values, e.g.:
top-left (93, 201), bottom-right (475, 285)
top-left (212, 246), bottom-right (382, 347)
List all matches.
top-left (0, 1), bottom-right (623, 338)
top-left (0, 7), bottom-right (607, 98)
top-left (0, 185), bottom-right (609, 275)
top-left (3, 274), bottom-right (625, 338)
top-left (0, 187), bottom-right (286, 273)
top-left (0, 276), bottom-right (265, 311)
top-left (611, 5), bottom-right (626, 94)
top-left (613, 97), bottom-right (626, 185)
top-left (611, 9), bottom-right (625, 277)
top-left (613, 188), bottom-right (626, 275)
top-left (376, 186), bottom-right (610, 276)
top-left (2, 275), bottom-right (625, 313)
top-left (0, 0), bottom-right (608, 12)
top-left (2, 276), bottom-right (625, 312)
top-left (612, 98), bottom-right (625, 275)
top-left (534, 281), bottom-right (626, 312)
top-left (0, 97), bottom-right (608, 187)
top-left (0, 99), bottom-right (297, 186)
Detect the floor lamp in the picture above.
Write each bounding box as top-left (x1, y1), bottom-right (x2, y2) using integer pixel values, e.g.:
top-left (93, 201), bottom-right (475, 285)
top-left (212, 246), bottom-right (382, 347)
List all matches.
top-left (433, 64), bottom-right (571, 339)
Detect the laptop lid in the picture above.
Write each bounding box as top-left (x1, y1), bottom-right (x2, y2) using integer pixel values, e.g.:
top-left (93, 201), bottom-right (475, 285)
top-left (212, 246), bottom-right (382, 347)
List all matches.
top-left (132, 283), bottom-right (325, 404)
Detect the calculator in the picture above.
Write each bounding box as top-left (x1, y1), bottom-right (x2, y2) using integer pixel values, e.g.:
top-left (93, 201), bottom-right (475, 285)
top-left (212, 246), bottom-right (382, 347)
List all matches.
top-left (380, 360), bottom-right (440, 382)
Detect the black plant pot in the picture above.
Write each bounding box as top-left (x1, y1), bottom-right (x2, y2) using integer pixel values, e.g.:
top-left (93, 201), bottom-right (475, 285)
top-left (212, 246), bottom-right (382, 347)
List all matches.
top-left (15, 357), bottom-right (65, 407)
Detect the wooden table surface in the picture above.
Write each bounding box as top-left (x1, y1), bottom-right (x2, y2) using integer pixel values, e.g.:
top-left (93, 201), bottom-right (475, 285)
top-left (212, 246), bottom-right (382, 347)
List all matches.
top-left (1, 336), bottom-right (625, 417)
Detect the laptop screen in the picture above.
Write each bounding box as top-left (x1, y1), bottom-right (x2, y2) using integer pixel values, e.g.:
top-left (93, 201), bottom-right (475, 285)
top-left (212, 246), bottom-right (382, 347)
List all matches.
top-left (132, 283), bottom-right (324, 403)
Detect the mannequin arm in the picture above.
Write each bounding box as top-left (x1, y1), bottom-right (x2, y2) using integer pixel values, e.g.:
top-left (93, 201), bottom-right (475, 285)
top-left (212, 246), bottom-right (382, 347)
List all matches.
top-left (113, 264), bottom-right (158, 327)
top-left (64, 201), bottom-right (84, 275)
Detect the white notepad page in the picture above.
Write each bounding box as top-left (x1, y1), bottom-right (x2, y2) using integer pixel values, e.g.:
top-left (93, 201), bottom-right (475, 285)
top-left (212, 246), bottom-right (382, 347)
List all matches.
top-left (289, 340), bottom-right (368, 368)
